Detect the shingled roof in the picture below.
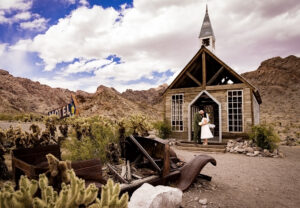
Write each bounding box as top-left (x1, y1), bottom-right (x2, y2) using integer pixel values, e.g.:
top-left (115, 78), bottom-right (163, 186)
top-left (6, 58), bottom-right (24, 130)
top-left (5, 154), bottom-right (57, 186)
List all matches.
top-left (199, 5), bottom-right (215, 39)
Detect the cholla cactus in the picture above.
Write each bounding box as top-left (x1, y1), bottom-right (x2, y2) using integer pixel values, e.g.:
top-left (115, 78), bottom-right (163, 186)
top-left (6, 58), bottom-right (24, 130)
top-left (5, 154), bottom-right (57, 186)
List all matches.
top-left (0, 172), bottom-right (128, 208)
top-left (29, 124), bottom-right (41, 136)
top-left (0, 176), bottom-right (38, 208)
top-left (59, 124), bottom-right (69, 138)
top-left (45, 154), bottom-right (72, 189)
top-left (89, 179), bottom-right (128, 208)
top-left (0, 129), bottom-right (6, 146)
top-left (45, 115), bottom-right (58, 140)
top-left (33, 170), bottom-right (99, 208)
top-left (15, 129), bottom-right (29, 149)
top-left (126, 114), bottom-right (151, 137)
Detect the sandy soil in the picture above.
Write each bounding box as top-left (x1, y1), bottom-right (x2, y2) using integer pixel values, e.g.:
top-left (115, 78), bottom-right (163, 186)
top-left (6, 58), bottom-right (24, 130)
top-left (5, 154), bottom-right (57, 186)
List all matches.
top-left (175, 146), bottom-right (300, 208)
top-left (0, 121), bottom-right (45, 131)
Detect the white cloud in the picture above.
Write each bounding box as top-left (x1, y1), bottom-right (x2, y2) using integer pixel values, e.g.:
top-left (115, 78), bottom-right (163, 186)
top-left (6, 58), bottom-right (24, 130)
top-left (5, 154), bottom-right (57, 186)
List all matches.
top-left (9, 0), bottom-right (300, 92)
top-left (79, 0), bottom-right (89, 7)
top-left (0, 0), bottom-right (32, 11)
top-left (13, 11), bottom-right (31, 20)
top-left (0, 45), bottom-right (36, 77)
top-left (0, 43), bottom-right (7, 56)
top-left (19, 17), bottom-right (48, 31)
top-left (63, 58), bottom-right (113, 74)
top-left (0, 0), bottom-right (49, 32)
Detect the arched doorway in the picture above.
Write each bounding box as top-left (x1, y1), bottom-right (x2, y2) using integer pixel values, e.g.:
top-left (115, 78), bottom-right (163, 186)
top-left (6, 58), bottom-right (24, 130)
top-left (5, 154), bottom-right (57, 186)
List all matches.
top-left (188, 90), bottom-right (222, 142)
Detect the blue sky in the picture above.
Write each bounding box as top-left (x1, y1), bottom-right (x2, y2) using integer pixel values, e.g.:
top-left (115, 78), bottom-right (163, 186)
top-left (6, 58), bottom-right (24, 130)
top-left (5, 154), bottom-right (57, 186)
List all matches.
top-left (0, 0), bottom-right (300, 92)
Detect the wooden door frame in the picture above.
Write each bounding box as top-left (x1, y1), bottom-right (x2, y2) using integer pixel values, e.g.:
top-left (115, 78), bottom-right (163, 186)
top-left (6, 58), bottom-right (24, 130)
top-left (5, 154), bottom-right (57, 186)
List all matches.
top-left (188, 90), bottom-right (222, 142)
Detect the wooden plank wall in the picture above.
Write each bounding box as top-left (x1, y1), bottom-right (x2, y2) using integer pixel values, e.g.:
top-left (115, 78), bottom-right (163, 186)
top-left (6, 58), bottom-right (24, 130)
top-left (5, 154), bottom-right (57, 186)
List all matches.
top-left (164, 84), bottom-right (254, 140)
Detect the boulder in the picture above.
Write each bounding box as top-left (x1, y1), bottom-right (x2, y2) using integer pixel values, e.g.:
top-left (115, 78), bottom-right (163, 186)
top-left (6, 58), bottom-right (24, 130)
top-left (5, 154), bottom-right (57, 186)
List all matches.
top-left (246, 153), bottom-right (255, 157)
top-left (253, 151), bottom-right (260, 156)
top-left (263, 149), bottom-right (271, 157)
top-left (199, 198), bottom-right (208, 205)
top-left (279, 152), bottom-right (284, 158)
top-left (236, 138), bottom-right (243, 142)
top-left (129, 183), bottom-right (183, 208)
top-left (245, 147), bottom-right (254, 153)
top-left (235, 147), bottom-right (245, 153)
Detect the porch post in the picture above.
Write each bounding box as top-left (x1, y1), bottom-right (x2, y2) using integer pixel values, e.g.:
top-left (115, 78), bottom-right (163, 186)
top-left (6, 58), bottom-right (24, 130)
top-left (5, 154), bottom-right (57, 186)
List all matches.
top-left (219, 104), bottom-right (222, 143)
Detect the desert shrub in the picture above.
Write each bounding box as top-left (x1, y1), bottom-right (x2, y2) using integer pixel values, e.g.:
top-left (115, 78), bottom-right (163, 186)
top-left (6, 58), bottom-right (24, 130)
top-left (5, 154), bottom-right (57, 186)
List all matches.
top-left (0, 113), bottom-right (15, 121)
top-left (249, 124), bottom-right (280, 151)
top-left (61, 117), bottom-right (119, 162)
top-left (124, 114), bottom-right (152, 136)
top-left (0, 113), bottom-right (44, 122)
top-left (153, 120), bottom-right (171, 139)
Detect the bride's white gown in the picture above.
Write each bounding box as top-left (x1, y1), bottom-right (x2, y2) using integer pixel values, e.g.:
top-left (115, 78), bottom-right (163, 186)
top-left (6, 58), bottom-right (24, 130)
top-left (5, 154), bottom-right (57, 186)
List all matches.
top-left (200, 117), bottom-right (214, 139)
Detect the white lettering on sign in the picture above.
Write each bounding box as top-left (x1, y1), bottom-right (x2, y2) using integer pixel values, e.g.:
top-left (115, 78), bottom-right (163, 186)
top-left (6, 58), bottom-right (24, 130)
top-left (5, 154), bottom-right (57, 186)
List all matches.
top-left (63, 106), bottom-right (66, 117)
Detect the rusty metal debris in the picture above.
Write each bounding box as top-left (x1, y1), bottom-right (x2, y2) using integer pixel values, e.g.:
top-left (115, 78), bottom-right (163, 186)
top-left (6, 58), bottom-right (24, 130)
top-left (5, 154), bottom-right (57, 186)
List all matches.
top-left (109, 135), bottom-right (217, 193)
top-left (12, 145), bottom-right (104, 187)
top-left (11, 135), bottom-right (216, 193)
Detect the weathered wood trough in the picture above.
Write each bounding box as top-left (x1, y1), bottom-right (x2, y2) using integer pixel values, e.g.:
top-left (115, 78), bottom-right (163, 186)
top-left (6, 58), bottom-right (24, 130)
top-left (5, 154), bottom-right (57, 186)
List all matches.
top-left (12, 145), bottom-right (104, 188)
top-left (11, 135), bottom-right (217, 193)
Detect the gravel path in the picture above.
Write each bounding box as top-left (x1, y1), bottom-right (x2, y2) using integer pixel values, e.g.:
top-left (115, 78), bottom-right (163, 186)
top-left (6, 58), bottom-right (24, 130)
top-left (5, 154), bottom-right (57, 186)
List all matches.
top-left (175, 146), bottom-right (300, 208)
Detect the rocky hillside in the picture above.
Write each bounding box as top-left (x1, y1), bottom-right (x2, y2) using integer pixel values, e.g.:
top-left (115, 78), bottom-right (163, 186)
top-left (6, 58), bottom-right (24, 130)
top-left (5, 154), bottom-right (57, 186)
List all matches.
top-left (0, 69), bottom-right (164, 119)
top-left (242, 55), bottom-right (300, 138)
top-left (76, 85), bottom-right (163, 119)
top-left (0, 69), bottom-right (73, 114)
top-left (121, 84), bottom-right (167, 105)
top-left (1, 55), bottom-right (299, 138)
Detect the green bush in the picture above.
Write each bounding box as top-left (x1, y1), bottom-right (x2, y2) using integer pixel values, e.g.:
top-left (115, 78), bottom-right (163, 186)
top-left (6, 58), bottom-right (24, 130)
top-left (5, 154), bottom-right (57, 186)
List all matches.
top-left (249, 124), bottom-right (281, 151)
top-left (0, 113), bottom-right (44, 122)
top-left (61, 117), bottom-right (118, 162)
top-left (153, 120), bottom-right (172, 139)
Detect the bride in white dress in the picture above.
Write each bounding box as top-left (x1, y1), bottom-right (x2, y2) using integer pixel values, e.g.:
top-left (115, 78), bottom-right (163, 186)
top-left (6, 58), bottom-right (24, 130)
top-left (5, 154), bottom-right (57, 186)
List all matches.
top-left (199, 113), bottom-right (214, 145)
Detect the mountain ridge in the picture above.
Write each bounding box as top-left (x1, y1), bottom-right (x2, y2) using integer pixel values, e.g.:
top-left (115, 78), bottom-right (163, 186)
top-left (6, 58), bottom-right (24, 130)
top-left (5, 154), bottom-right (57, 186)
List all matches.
top-left (0, 54), bottom-right (299, 139)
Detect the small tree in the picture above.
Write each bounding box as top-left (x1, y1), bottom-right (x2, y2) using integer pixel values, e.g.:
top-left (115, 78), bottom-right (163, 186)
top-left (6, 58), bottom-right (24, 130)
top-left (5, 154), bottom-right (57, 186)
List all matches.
top-left (249, 124), bottom-right (280, 152)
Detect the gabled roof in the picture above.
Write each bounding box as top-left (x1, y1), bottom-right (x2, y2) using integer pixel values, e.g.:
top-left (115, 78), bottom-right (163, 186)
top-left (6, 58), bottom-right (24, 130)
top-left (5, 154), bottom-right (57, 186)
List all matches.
top-left (199, 5), bottom-right (215, 39)
top-left (163, 46), bottom-right (262, 104)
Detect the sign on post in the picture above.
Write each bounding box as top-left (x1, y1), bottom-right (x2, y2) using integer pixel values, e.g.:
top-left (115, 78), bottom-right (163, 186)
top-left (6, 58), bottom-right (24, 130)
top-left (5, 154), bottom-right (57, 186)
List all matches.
top-left (47, 95), bottom-right (79, 118)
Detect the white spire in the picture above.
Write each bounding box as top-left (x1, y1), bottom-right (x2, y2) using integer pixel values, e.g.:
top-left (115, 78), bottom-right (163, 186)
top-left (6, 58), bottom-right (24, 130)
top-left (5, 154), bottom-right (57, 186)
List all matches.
top-left (199, 4), bottom-right (215, 52)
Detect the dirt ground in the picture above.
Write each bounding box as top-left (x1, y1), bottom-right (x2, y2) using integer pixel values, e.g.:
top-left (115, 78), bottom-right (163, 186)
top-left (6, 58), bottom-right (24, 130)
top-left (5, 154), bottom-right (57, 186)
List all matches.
top-left (175, 146), bottom-right (300, 208)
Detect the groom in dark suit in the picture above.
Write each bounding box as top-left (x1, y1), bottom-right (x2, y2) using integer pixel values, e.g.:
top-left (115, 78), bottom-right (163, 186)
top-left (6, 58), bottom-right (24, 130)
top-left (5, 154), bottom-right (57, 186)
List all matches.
top-left (193, 109), bottom-right (205, 144)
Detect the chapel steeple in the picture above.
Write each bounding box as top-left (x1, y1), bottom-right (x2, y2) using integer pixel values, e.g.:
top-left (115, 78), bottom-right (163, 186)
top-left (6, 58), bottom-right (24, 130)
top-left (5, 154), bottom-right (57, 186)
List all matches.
top-left (199, 5), bottom-right (215, 52)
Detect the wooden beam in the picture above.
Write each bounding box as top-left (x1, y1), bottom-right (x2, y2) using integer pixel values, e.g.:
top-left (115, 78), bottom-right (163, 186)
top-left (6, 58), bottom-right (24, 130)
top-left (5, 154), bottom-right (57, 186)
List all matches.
top-left (186, 71), bottom-right (201, 86)
top-left (200, 47), bottom-right (257, 91)
top-left (166, 48), bottom-right (205, 91)
top-left (250, 89), bottom-right (254, 126)
top-left (126, 160), bottom-right (132, 181)
top-left (107, 163), bottom-right (128, 184)
top-left (129, 135), bottom-right (161, 173)
top-left (207, 66), bottom-right (224, 85)
top-left (165, 83), bottom-right (248, 94)
top-left (202, 52), bottom-right (206, 89)
top-left (206, 83), bottom-right (247, 91)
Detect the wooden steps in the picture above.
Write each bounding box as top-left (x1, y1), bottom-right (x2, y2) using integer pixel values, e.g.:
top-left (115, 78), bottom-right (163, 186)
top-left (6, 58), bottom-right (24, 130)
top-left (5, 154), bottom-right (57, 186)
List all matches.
top-left (175, 141), bottom-right (226, 153)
